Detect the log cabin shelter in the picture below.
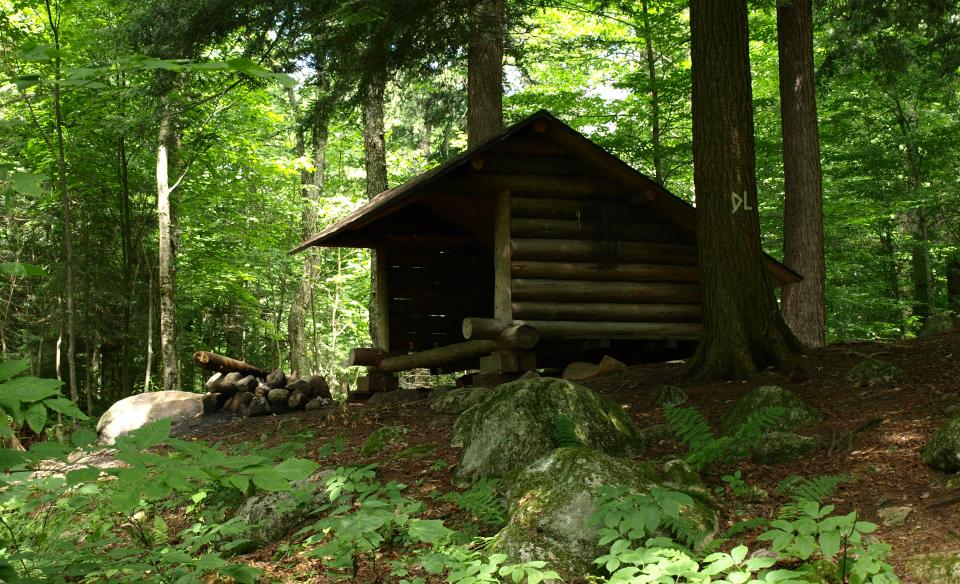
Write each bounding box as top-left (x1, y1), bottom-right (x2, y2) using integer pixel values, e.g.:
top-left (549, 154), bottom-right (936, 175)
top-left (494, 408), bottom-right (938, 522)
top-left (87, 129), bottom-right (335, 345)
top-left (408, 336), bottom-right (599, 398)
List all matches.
top-left (289, 109), bottom-right (801, 390)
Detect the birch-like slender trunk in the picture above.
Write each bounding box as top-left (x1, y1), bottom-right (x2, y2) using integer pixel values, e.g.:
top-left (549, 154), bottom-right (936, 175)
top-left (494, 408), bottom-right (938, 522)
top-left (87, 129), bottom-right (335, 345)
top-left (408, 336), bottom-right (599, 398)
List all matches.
top-left (157, 99), bottom-right (181, 391)
top-left (45, 0), bottom-right (78, 402)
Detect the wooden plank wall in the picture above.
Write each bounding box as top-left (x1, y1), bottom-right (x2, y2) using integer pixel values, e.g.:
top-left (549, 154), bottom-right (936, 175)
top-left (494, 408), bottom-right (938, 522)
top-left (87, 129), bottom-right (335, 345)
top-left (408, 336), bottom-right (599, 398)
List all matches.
top-left (386, 245), bottom-right (493, 354)
top-left (488, 134), bottom-right (704, 340)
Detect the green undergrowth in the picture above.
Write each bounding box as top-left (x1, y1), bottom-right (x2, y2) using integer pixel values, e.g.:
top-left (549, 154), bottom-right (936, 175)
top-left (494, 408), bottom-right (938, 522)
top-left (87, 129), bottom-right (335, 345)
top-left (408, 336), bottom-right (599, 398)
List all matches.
top-left (0, 367), bottom-right (900, 583)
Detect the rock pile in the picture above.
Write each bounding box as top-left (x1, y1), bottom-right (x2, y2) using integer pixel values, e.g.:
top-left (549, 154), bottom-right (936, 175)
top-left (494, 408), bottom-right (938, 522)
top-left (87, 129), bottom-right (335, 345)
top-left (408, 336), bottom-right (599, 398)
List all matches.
top-left (202, 368), bottom-right (334, 418)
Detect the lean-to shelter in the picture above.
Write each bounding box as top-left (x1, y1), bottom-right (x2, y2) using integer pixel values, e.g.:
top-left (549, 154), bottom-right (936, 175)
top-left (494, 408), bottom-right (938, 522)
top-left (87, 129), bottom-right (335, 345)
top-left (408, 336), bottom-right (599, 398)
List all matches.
top-left (290, 110), bottom-right (801, 389)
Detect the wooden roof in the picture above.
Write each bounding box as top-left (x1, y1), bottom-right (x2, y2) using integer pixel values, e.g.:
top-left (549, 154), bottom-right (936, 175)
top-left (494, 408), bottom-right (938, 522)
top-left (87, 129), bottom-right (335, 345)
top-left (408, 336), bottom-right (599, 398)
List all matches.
top-left (289, 110), bottom-right (801, 286)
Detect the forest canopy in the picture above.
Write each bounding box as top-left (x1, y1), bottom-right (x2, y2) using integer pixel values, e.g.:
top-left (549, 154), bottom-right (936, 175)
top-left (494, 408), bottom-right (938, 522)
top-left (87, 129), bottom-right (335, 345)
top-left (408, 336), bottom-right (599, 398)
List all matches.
top-left (1, 0), bottom-right (959, 408)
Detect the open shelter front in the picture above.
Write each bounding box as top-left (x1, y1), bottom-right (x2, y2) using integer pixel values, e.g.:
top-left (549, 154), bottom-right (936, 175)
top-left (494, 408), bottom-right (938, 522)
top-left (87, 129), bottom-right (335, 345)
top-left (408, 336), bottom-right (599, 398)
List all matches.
top-left (290, 110), bottom-right (801, 393)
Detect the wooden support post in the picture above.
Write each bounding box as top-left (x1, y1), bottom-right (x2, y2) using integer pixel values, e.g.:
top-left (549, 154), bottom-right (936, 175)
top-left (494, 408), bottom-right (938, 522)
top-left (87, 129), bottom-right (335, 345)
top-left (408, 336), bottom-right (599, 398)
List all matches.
top-left (374, 246), bottom-right (390, 352)
top-left (494, 189), bottom-right (512, 322)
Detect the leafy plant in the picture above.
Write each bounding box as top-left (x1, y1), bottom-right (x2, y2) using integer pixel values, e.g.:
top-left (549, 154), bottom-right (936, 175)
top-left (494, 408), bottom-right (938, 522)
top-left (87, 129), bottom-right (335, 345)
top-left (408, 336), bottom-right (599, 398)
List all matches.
top-left (442, 478), bottom-right (507, 531)
top-left (758, 502), bottom-right (897, 583)
top-left (776, 474), bottom-right (850, 519)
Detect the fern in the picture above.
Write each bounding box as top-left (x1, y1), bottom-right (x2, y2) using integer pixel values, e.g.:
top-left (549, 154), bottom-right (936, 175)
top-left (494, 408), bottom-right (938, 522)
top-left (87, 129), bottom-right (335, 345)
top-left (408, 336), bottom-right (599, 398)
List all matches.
top-left (776, 474), bottom-right (850, 519)
top-left (552, 415), bottom-right (582, 449)
top-left (442, 478), bottom-right (506, 530)
top-left (665, 405), bottom-right (787, 471)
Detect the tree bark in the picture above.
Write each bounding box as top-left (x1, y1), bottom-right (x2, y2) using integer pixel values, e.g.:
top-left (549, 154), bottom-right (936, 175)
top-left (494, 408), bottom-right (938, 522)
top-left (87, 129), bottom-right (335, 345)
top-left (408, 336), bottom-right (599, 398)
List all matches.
top-left (44, 0), bottom-right (78, 403)
top-left (777, 0), bottom-right (826, 349)
top-left (686, 0), bottom-right (802, 380)
top-left (157, 99), bottom-right (181, 392)
top-left (467, 0), bottom-right (504, 147)
top-left (288, 89), bottom-right (328, 378)
top-left (363, 68), bottom-right (389, 349)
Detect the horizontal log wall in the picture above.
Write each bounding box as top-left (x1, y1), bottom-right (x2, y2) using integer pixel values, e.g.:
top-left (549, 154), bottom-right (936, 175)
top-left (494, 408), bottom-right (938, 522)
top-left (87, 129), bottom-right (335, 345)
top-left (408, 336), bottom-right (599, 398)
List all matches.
top-left (486, 142), bottom-right (703, 344)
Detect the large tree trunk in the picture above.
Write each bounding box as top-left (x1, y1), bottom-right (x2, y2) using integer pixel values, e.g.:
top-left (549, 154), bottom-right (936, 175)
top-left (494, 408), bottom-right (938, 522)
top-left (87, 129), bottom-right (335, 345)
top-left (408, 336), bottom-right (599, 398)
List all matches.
top-left (157, 100), bottom-right (181, 392)
top-left (777, 0), bottom-right (827, 349)
top-left (45, 0), bottom-right (78, 403)
top-left (288, 88), bottom-right (329, 378)
top-left (686, 0), bottom-right (802, 380)
top-left (909, 208), bottom-right (933, 323)
top-left (363, 69), bottom-right (389, 349)
top-left (467, 0), bottom-right (504, 147)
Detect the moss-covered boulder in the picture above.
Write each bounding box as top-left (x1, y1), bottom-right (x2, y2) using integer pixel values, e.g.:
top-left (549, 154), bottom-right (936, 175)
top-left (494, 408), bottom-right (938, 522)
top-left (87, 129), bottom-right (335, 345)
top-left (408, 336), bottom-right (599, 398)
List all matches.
top-left (226, 469), bottom-right (334, 554)
top-left (452, 378), bottom-right (640, 485)
top-left (360, 425), bottom-right (408, 456)
top-left (751, 431), bottom-right (819, 465)
top-left (656, 385), bottom-right (688, 408)
top-left (721, 385), bottom-right (820, 434)
top-left (493, 448), bottom-right (718, 579)
top-left (429, 387), bottom-right (490, 415)
top-left (907, 552), bottom-right (960, 583)
top-left (923, 417), bottom-right (960, 472)
top-left (844, 358), bottom-right (904, 386)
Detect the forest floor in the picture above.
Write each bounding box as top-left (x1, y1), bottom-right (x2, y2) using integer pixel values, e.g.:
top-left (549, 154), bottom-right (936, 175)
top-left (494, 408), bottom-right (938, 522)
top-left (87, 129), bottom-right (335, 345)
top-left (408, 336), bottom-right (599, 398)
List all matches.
top-left (190, 330), bottom-right (960, 583)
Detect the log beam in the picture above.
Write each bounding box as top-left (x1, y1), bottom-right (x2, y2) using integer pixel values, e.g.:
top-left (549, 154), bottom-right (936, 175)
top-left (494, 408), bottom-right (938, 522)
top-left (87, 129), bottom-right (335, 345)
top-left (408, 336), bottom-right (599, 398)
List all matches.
top-left (512, 278), bottom-right (701, 303)
top-left (462, 318), bottom-right (702, 340)
top-left (511, 238), bottom-right (698, 265)
top-left (512, 301), bottom-right (703, 322)
top-left (192, 351), bottom-right (267, 377)
top-left (347, 348), bottom-right (389, 367)
top-left (511, 260), bottom-right (699, 283)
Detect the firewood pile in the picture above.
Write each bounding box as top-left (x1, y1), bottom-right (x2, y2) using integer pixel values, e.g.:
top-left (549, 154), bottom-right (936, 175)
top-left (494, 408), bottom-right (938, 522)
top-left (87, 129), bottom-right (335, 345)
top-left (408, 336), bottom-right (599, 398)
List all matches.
top-left (194, 351), bottom-right (334, 418)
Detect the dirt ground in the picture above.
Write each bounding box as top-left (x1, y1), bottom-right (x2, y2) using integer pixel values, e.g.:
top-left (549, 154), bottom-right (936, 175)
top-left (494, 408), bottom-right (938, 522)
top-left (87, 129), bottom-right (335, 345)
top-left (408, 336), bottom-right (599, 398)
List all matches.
top-left (192, 331), bottom-right (960, 583)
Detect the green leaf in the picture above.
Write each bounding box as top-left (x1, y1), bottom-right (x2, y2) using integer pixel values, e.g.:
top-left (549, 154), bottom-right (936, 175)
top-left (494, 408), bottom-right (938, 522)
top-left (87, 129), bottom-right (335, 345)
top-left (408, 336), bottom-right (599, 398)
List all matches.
top-left (44, 397), bottom-right (88, 419)
top-left (407, 519), bottom-right (453, 544)
top-left (220, 564), bottom-right (262, 584)
top-left (10, 172), bottom-right (47, 198)
top-left (0, 557), bottom-right (18, 581)
top-left (227, 474), bottom-right (250, 492)
top-left (819, 530), bottom-right (841, 559)
top-left (21, 43), bottom-right (56, 62)
top-left (24, 403), bottom-right (47, 433)
top-left (0, 376), bottom-right (61, 401)
top-left (0, 262), bottom-right (45, 277)
top-left (275, 457), bottom-right (319, 481)
top-left (70, 428), bottom-right (98, 447)
top-left (126, 418), bottom-right (172, 450)
top-left (0, 416), bottom-right (12, 438)
top-left (66, 467), bottom-right (102, 485)
top-left (0, 448), bottom-right (28, 470)
top-left (0, 360), bottom-right (29, 382)
top-left (250, 469), bottom-right (289, 491)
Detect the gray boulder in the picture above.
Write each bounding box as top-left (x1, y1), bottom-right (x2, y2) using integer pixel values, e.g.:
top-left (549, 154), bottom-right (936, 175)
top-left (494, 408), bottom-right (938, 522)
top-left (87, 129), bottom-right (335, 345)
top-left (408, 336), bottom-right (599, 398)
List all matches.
top-left (246, 396), bottom-right (271, 417)
top-left (494, 448), bottom-right (718, 579)
top-left (452, 378), bottom-right (641, 486)
top-left (232, 374), bottom-right (258, 395)
top-left (656, 385), bottom-right (688, 408)
top-left (845, 358), bottom-right (904, 387)
top-left (924, 416), bottom-right (960, 472)
top-left (751, 431), bottom-right (819, 465)
top-left (722, 385), bottom-right (820, 434)
top-left (908, 552), bottom-right (960, 583)
top-left (265, 368), bottom-right (287, 389)
top-left (288, 391), bottom-right (310, 411)
top-left (308, 375), bottom-right (331, 399)
top-left (227, 469), bottom-right (335, 554)
top-left (429, 387), bottom-right (490, 415)
top-left (96, 391), bottom-right (203, 445)
top-left (305, 397), bottom-right (332, 411)
top-left (267, 388), bottom-right (290, 407)
top-left (286, 378), bottom-right (309, 394)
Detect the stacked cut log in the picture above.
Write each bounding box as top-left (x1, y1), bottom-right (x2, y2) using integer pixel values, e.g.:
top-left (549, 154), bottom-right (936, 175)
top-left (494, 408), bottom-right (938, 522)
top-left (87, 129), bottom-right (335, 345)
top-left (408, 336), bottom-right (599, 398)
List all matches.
top-left (194, 351), bottom-right (334, 418)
